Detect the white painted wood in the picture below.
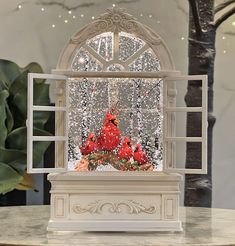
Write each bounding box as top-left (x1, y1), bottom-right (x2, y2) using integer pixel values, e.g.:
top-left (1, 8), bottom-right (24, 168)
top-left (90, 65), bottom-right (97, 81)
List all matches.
top-left (26, 8), bottom-right (208, 232)
top-left (27, 73), bottom-right (68, 174)
top-left (51, 70), bottom-right (180, 78)
top-left (32, 106), bottom-right (67, 111)
top-left (27, 73), bottom-right (34, 174)
top-left (201, 75), bottom-right (208, 175)
top-left (48, 172), bottom-right (183, 232)
top-left (165, 137), bottom-right (203, 142)
top-left (29, 168), bottom-right (66, 174)
top-left (32, 136), bottom-right (67, 141)
top-left (28, 73), bottom-right (67, 80)
top-left (165, 107), bottom-right (203, 112)
top-left (163, 75), bottom-right (208, 174)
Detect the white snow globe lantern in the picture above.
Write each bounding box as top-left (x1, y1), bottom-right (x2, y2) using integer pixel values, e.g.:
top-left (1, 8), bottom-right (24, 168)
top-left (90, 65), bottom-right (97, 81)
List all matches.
top-left (27, 7), bottom-right (207, 232)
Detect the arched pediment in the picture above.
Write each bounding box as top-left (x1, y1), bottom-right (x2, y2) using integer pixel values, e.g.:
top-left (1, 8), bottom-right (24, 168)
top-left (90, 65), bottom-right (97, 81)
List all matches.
top-left (56, 7), bottom-right (175, 70)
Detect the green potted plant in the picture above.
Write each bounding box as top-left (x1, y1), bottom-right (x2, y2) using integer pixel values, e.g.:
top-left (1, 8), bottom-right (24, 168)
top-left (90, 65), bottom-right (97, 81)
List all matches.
top-left (0, 59), bottom-right (51, 195)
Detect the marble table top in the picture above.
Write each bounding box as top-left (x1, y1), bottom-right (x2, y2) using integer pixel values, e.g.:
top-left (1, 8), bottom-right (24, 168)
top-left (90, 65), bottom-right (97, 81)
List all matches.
top-left (0, 205), bottom-right (235, 246)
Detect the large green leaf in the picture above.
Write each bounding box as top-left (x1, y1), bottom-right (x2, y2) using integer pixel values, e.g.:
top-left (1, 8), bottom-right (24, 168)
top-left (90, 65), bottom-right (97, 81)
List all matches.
top-left (34, 83), bottom-right (50, 105)
top-left (0, 59), bottom-right (52, 195)
top-left (24, 62), bottom-right (43, 77)
top-left (0, 148), bottom-right (26, 175)
top-left (9, 70), bottom-right (50, 125)
top-left (6, 127), bottom-right (52, 168)
top-left (0, 78), bottom-right (9, 90)
top-left (0, 60), bottom-right (22, 88)
top-left (33, 141), bottom-right (51, 167)
top-left (6, 126), bottom-right (52, 150)
top-left (5, 101), bottom-right (14, 133)
top-left (0, 162), bottom-right (23, 194)
top-left (10, 62), bottom-right (45, 96)
top-left (6, 127), bottom-right (27, 150)
top-left (0, 147), bottom-right (26, 163)
top-left (8, 160), bottom-right (26, 175)
top-left (0, 90), bottom-right (9, 147)
top-left (32, 83), bottom-right (51, 129)
top-left (9, 70), bottom-right (27, 97)
top-left (33, 111), bottom-right (51, 129)
top-left (9, 70), bottom-right (27, 117)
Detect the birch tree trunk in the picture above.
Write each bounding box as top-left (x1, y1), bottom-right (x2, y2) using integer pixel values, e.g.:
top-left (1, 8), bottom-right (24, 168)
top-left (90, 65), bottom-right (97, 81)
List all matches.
top-left (184, 0), bottom-right (216, 207)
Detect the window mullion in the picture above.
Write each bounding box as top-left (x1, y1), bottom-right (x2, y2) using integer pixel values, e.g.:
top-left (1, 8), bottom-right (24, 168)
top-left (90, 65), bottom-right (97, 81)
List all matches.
top-left (83, 43), bottom-right (108, 66)
top-left (122, 44), bottom-right (148, 68)
top-left (113, 31), bottom-right (119, 63)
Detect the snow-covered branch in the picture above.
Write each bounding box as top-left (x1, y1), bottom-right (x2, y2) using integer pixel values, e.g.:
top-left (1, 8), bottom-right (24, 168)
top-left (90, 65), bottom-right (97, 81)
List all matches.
top-left (81, 61), bottom-right (90, 144)
top-left (188, 0), bottom-right (202, 36)
top-left (135, 79), bottom-right (144, 142)
top-left (214, 6), bottom-right (235, 29)
top-left (214, 0), bottom-right (235, 14)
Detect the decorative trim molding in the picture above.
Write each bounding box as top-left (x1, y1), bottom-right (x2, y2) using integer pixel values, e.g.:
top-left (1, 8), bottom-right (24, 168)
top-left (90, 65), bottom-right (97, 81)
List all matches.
top-left (73, 200), bottom-right (157, 214)
top-left (70, 7), bottom-right (161, 47)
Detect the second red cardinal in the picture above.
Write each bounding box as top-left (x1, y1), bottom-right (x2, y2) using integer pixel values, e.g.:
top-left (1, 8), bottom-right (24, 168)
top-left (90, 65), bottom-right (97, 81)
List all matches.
top-left (117, 137), bottom-right (133, 161)
top-left (80, 132), bottom-right (97, 155)
top-left (97, 112), bottom-right (121, 151)
top-left (133, 143), bottom-right (149, 165)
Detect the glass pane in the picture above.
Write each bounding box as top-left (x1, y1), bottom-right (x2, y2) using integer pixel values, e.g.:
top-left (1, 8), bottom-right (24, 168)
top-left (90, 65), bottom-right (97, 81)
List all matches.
top-left (32, 141), bottom-right (66, 169)
top-left (128, 48), bottom-right (161, 71)
top-left (167, 79), bottom-right (202, 107)
top-left (67, 77), bottom-right (163, 172)
top-left (166, 141), bottom-right (202, 170)
top-left (33, 111), bottom-right (66, 136)
top-left (32, 77), bottom-right (66, 107)
top-left (87, 32), bottom-right (113, 61)
top-left (71, 47), bottom-right (103, 71)
top-left (119, 32), bottom-right (145, 61)
top-left (166, 112), bottom-right (202, 137)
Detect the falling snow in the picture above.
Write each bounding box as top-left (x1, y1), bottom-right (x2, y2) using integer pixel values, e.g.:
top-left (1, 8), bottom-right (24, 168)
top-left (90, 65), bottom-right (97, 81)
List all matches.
top-left (68, 31), bottom-right (163, 171)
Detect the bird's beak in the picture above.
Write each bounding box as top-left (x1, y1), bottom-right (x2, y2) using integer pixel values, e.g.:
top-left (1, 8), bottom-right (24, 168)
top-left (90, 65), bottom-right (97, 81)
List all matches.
top-left (113, 119), bottom-right (119, 126)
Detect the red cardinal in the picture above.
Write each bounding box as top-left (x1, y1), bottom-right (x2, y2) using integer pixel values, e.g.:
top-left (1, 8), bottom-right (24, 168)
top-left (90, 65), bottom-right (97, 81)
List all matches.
top-left (133, 143), bottom-right (148, 165)
top-left (97, 112), bottom-right (121, 151)
top-left (117, 137), bottom-right (133, 161)
top-left (80, 132), bottom-right (98, 155)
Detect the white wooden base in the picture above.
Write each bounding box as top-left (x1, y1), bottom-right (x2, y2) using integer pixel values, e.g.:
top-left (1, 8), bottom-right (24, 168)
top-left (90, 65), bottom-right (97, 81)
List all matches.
top-left (47, 172), bottom-right (183, 232)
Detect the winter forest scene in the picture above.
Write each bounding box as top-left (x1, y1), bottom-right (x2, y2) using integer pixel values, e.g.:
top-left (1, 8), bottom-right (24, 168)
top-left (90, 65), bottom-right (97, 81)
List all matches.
top-left (67, 31), bottom-right (163, 172)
